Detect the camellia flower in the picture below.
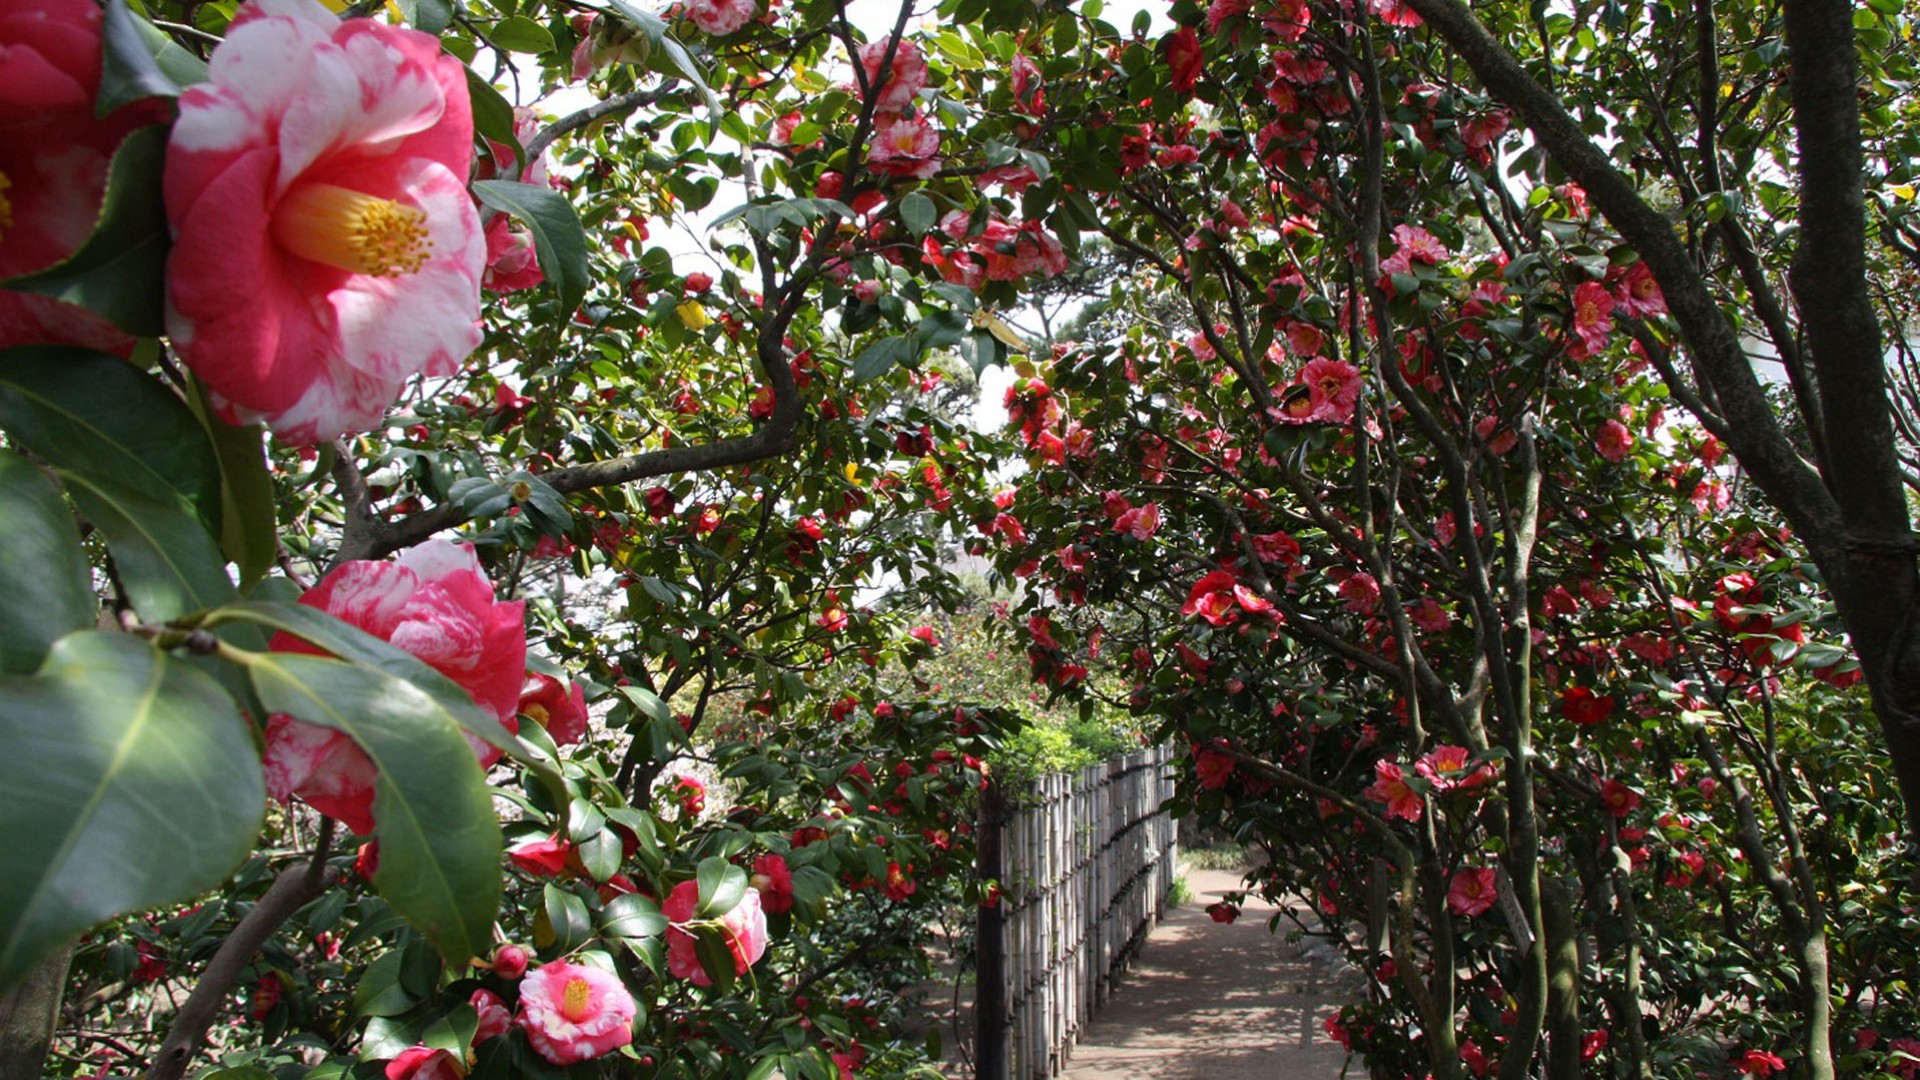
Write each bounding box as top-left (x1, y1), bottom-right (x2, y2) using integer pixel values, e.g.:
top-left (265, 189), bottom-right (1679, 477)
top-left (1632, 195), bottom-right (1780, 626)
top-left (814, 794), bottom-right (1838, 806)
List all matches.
top-left (1164, 27), bottom-right (1203, 93)
top-left (1180, 570), bottom-right (1273, 626)
top-left (1733, 1050), bottom-right (1786, 1078)
top-left (0, 0), bottom-right (158, 353)
top-left (261, 540), bottom-right (526, 834)
top-left (1595, 418), bottom-right (1634, 462)
top-left (1560, 686), bottom-right (1615, 727)
top-left (517, 960), bottom-right (637, 1065)
top-left (684, 0), bottom-right (757, 35)
top-left (165, 0), bottom-right (485, 444)
top-left (385, 1046), bottom-right (460, 1080)
top-left (857, 36), bottom-right (927, 112)
top-left (1363, 760), bottom-right (1424, 821)
top-left (518, 673), bottom-right (588, 746)
top-left (868, 115), bottom-right (941, 179)
top-left (1206, 901), bottom-right (1239, 923)
top-left (751, 853), bottom-right (795, 914)
top-left (663, 880), bottom-right (769, 985)
top-left (508, 834), bottom-right (574, 878)
top-left (470, 988), bottom-right (512, 1042)
top-left (1194, 745), bottom-right (1236, 790)
top-left (1446, 867), bottom-right (1499, 917)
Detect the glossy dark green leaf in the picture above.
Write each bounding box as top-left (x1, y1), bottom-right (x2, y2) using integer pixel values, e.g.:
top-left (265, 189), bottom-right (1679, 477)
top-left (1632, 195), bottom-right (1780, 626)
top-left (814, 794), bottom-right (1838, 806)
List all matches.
top-left (98, 0), bottom-right (206, 113)
top-left (61, 472), bottom-right (234, 622)
top-left (491, 15), bottom-right (555, 52)
top-left (694, 856), bottom-right (747, 918)
top-left (0, 451), bottom-right (94, 675)
top-left (465, 68), bottom-right (524, 174)
top-left (395, 0), bottom-right (453, 34)
top-left (0, 632), bottom-right (264, 989)
top-left (352, 952), bottom-right (420, 1019)
top-left (247, 653), bottom-right (502, 966)
top-left (541, 883), bottom-right (592, 956)
top-left (472, 180), bottom-right (591, 316)
top-left (0, 347), bottom-right (223, 534)
top-left (600, 893), bottom-right (668, 940)
top-left (1, 127), bottom-right (170, 336)
top-left (692, 924), bottom-right (737, 993)
top-left (899, 192), bottom-right (938, 236)
top-left (183, 381), bottom-right (277, 589)
top-left (851, 335), bottom-right (915, 383)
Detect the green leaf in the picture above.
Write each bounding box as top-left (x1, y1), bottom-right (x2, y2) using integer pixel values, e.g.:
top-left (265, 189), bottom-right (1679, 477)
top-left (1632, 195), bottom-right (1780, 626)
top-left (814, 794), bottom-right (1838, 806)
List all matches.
top-left (851, 335), bottom-right (916, 383)
top-left (466, 68), bottom-right (524, 175)
top-left (206, 601), bottom-right (508, 754)
top-left (899, 191), bottom-right (938, 236)
top-left (0, 127), bottom-right (170, 336)
top-left (694, 856), bottom-right (747, 918)
top-left (491, 15), bottom-right (556, 52)
top-left (395, 0), bottom-right (454, 33)
top-left (98, 0), bottom-right (206, 113)
top-left (61, 472), bottom-right (234, 623)
top-left (600, 893), bottom-right (668, 940)
top-left (603, 0), bottom-right (723, 119)
top-left (0, 632), bottom-right (264, 990)
top-left (186, 385), bottom-right (277, 590)
top-left (692, 924), bottom-right (737, 992)
top-left (353, 952), bottom-right (421, 1019)
top-left (247, 653), bottom-right (502, 966)
top-left (0, 347), bottom-right (223, 535)
top-left (542, 883), bottom-right (592, 956)
top-left (472, 180), bottom-right (592, 316)
top-left (0, 451), bottom-right (95, 675)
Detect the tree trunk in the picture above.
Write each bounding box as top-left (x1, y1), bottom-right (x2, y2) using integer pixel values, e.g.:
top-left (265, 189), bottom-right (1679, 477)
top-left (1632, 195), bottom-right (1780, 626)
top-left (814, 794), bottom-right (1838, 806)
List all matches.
top-left (0, 948), bottom-right (70, 1080)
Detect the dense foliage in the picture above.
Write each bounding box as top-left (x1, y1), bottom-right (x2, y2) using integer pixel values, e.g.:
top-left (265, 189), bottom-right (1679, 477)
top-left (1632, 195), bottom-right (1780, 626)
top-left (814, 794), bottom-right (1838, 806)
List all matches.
top-left (2, 0), bottom-right (1918, 1076)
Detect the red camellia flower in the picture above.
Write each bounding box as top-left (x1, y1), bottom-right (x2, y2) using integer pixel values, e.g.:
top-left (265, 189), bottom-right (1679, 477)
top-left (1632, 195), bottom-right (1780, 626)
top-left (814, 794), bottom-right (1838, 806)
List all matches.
top-left (261, 540), bottom-right (526, 834)
top-left (673, 774), bottom-right (706, 817)
top-left (1446, 867), bottom-right (1499, 917)
top-left (0, 0), bottom-right (157, 353)
top-left (517, 960), bottom-right (637, 1065)
top-left (1560, 686), bottom-right (1615, 727)
top-left (1600, 778), bottom-right (1641, 818)
top-left (1206, 901), bottom-right (1239, 923)
top-left (165, 0), bottom-right (485, 444)
top-left (1732, 1050), bottom-right (1786, 1078)
top-left (663, 880), bottom-right (769, 985)
top-left (1363, 760), bottom-right (1424, 822)
top-left (1595, 418), bottom-right (1633, 462)
top-left (518, 673), bottom-right (588, 746)
top-left (508, 834), bottom-right (574, 878)
top-left (751, 853), bottom-right (796, 914)
top-left (1164, 27), bottom-right (1203, 93)
top-left (1180, 570), bottom-right (1273, 626)
top-left (1194, 745), bottom-right (1236, 790)
top-left (385, 1046), bottom-right (461, 1080)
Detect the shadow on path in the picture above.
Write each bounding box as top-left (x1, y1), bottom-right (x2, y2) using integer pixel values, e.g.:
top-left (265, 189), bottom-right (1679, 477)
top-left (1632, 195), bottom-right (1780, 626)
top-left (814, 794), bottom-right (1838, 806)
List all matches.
top-left (1057, 867), bottom-right (1356, 1080)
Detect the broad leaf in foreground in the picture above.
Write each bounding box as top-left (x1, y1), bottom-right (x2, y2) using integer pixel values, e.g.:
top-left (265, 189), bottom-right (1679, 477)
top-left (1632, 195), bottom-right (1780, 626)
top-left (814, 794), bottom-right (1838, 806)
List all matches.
top-left (0, 632), bottom-right (263, 989)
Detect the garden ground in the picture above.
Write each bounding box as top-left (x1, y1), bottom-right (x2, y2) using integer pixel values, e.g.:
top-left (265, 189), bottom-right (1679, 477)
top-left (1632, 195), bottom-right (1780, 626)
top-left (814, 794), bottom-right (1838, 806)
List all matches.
top-left (1055, 866), bottom-right (1355, 1079)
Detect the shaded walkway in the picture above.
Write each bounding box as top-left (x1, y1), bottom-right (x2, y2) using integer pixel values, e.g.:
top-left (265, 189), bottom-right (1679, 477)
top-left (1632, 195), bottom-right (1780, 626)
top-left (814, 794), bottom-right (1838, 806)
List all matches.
top-left (1057, 867), bottom-right (1356, 1080)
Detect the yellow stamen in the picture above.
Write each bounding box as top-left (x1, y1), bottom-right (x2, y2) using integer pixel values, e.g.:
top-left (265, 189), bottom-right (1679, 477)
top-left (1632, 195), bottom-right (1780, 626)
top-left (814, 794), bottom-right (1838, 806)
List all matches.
top-left (273, 183), bottom-right (431, 277)
top-left (0, 171), bottom-right (14, 241)
top-left (560, 977), bottom-right (595, 1023)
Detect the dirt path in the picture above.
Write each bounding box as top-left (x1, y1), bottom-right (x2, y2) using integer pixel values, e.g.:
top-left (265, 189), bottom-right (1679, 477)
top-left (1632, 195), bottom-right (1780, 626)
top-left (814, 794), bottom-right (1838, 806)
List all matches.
top-left (1055, 867), bottom-right (1357, 1080)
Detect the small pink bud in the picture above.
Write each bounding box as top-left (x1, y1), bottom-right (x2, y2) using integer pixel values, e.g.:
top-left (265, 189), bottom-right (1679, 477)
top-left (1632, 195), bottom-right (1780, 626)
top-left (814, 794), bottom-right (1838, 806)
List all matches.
top-left (492, 943), bottom-right (531, 980)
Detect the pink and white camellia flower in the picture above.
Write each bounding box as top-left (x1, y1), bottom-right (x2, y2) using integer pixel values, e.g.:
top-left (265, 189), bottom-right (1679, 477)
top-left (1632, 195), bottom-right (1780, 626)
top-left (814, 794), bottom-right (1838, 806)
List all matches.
top-left (868, 115), bottom-right (941, 180)
top-left (663, 880), bottom-right (769, 986)
top-left (857, 36), bottom-right (927, 113)
top-left (261, 539), bottom-right (526, 834)
top-left (684, 0), bottom-right (757, 36)
top-left (0, 0), bottom-right (158, 353)
top-left (164, 0), bottom-right (484, 444)
top-left (517, 960), bottom-right (637, 1066)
